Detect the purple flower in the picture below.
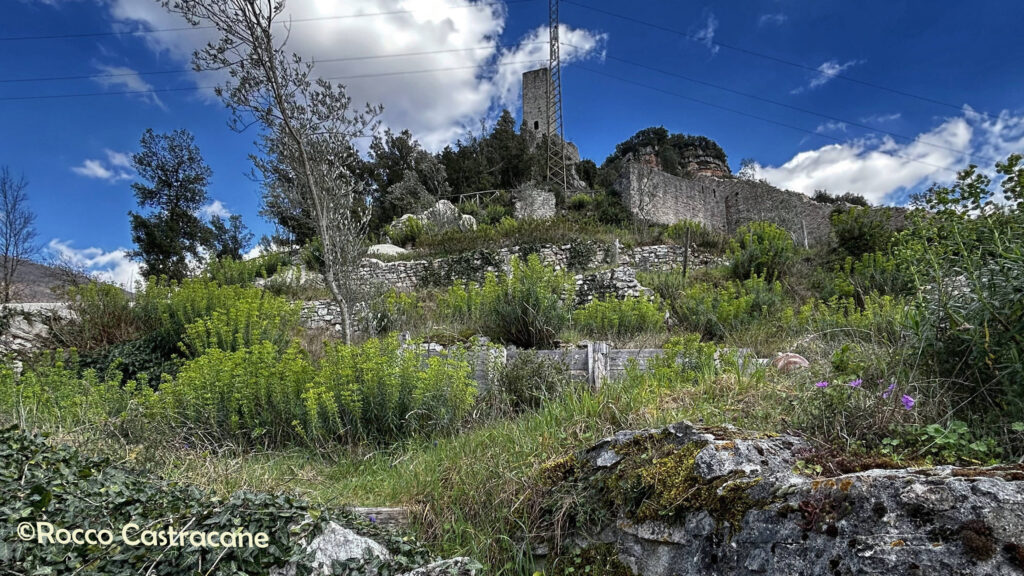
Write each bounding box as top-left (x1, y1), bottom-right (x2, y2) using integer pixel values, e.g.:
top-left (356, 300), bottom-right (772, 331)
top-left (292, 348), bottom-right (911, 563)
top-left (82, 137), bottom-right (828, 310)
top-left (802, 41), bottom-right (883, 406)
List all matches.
top-left (814, 381), bottom-right (829, 388)
top-left (369, 515), bottom-right (377, 523)
top-left (882, 382), bottom-right (897, 399)
top-left (901, 395), bottom-right (915, 410)
top-left (848, 378), bottom-right (863, 388)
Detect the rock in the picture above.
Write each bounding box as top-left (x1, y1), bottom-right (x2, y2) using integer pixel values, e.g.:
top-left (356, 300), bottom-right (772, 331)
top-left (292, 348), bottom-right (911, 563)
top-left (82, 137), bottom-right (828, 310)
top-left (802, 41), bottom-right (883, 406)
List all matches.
top-left (459, 214), bottom-right (478, 232)
top-left (271, 521), bottom-right (390, 575)
top-left (514, 183), bottom-right (557, 220)
top-left (771, 352), bottom-right (810, 373)
top-left (367, 244), bottom-right (409, 257)
top-left (420, 199), bottom-right (463, 232)
top-left (542, 421), bottom-right (1024, 576)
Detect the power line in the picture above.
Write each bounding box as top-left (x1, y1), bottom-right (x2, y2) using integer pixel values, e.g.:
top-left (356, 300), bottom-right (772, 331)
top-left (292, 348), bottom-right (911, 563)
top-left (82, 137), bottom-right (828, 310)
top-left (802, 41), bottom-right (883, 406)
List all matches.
top-left (574, 64), bottom-right (962, 175)
top-left (0, 42), bottom-right (547, 84)
top-left (563, 0), bottom-right (972, 114)
top-left (567, 46), bottom-right (997, 166)
top-left (0, 0), bottom-right (538, 42)
top-left (0, 60), bottom-right (548, 102)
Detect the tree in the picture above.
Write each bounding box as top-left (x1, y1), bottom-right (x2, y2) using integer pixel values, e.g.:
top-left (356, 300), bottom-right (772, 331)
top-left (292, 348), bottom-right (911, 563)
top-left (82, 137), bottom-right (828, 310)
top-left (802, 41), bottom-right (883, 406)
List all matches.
top-left (0, 167), bottom-right (38, 304)
top-left (366, 129), bottom-right (448, 229)
top-left (208, 214), bottom-right (254, 260)
top-left (127, 128), bottom-right (212, 282)
top-left (164, 0), bottom-right (381, 344)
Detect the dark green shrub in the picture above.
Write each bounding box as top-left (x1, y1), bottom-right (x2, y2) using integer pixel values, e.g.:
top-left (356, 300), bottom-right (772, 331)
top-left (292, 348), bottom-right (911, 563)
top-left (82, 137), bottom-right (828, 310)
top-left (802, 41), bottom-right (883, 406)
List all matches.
top-left (667, 276), bottom-right (783, 340)
top-left (572, 296), bottom-right (665, 338)
top-left (728, 222), bottom-right (796, 281)
top-left (0, 426), bottom-right (326, 575)
top-left (489, 350), bottom-right (570, 414)
top-left (299, 237), bottom-right (325, 273)
top-left (567, 193), bottom-right (593, 212)
top-left (663, 219), bottom-right (727, 252)
top-left (439, 255), bottom-right (575, 348)
top-left (45, 281), bottom-right (151, 351)
top-left (831, 206), bottom-right (894, 257)
top-left (388, 216), bottom-right (424, 248)
top-left (478, 255), bottom-right (575, 348)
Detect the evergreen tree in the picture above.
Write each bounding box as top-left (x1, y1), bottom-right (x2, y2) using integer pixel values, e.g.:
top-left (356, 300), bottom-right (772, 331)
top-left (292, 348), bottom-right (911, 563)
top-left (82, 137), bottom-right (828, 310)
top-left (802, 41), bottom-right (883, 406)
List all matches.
top-left (208, 213), bottom-right (253, 260)
top-left (127, 128), bottom-right (212, 281)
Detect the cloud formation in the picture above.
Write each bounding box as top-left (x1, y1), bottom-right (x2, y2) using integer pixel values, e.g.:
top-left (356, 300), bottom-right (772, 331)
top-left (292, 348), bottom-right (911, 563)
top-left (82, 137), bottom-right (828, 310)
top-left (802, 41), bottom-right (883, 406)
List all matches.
top-left (200, 199), bottom-right (231, 219)
top-left (792, 59), bottom-right (861, 94)
top-left (70, 149), bottom-right (134, 181)
top-left (46, 239), bottom-right (141, 289)
top-left (814, 121), bottom-right (848, 134)
top-left (758, 13), bottom-right (788, 27)
top-left (100, 0), bottom-right (606, 150)
top-left (92, 63), bottom-right (166, 109)
top-left (750, 107), bottom-right (1024, 204)
top-left (692, 14), bottom-right (719, 55)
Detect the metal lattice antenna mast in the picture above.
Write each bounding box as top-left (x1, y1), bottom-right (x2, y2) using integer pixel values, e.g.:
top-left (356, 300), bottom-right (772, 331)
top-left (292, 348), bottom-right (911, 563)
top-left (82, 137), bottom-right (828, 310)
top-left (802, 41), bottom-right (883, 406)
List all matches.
top-left (546, 0), bottom-right (568, 193)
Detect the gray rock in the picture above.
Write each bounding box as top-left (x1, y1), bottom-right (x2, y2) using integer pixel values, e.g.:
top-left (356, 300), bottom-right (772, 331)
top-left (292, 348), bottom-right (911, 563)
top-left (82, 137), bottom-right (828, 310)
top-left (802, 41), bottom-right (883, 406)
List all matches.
top-left (367, 243), bottom-right (409, 257)
top-left (459, 214), bottom-right (478, 232)
top-left (420, 200), bottom-right (462, 232)
top-left (271, 521), bottom-right (390, 576)
top-left (545, 421), bottom-right (1024, 576)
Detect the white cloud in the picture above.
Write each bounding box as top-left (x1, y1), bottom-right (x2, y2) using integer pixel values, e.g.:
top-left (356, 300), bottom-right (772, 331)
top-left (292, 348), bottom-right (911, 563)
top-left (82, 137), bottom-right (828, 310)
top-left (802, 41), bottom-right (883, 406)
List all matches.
top-left (200, 199), bottom-right (231, 219)
top-left (46, 239), bottom-right (142, 290)
top-left (70, 149), bottom-right (134, 182)
top-left (861, 112), bottom-right (902, 124)
top-left (692, 14), bottom-right (719, 55)
top-left (814, 121), bottom-right (848, 134)
top-left (92, 63), bottom-right (166, 109)
top-left (758, 13), bottom-right (788, 26)
top-left (792, 59), bottom-right (861, 94)
top-left (750, 107), bottom-right (1024, 204)
top-left (101, 0), bottom-right (605, 150)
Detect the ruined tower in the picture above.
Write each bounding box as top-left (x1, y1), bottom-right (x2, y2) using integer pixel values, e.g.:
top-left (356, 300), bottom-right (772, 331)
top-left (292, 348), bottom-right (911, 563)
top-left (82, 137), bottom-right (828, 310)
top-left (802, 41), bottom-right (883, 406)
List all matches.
top-left (522, 68), bottom-right (552, 136)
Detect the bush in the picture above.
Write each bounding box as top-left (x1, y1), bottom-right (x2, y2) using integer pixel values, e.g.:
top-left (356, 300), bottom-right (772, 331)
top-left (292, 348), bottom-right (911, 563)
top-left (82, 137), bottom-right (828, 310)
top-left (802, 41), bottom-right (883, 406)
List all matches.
top-left (156, 336), bottom-right (476, 446)
top-left (0, 426), bottom-right (325, 575)
top-left (388, 216), bottom-right (425, 248)
top-left (204, 252), bottom-right (287, 286)
top-left (0, 352), bottom-right (150, 430)
top-left (572, 297), bottom-right (664, 339)
top-left (831, 206), bottom-right (894, 257)
top-left (365, 289), bottom-right (422, 335)
top-left (728, 222), bottom-right (796, 281)
top-left (170, 281), bottom-right (301, 357)
top-left (667, 276), bottom-right (784, 340)
top-left (663, 220), bottom-right (727, 252)
top-left (303, 337), bottom-right (476, 443)
top-left (45, 281), bottom-right (151, 351)
top-left (488, 350), bottom-right (571, 414)
top-left (477, 255), bottom-right (575, 348)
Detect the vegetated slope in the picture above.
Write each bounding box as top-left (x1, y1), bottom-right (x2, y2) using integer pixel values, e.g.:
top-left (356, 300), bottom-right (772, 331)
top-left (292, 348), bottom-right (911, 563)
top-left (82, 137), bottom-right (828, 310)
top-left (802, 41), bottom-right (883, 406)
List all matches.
top-left (0, 257), bottom-right (94, 303)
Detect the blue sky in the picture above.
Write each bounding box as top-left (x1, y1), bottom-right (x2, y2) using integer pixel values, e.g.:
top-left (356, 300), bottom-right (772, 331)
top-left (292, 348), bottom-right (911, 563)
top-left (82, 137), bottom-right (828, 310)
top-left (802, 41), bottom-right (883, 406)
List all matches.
top-left (2, 0), bottom-right (1023, 286)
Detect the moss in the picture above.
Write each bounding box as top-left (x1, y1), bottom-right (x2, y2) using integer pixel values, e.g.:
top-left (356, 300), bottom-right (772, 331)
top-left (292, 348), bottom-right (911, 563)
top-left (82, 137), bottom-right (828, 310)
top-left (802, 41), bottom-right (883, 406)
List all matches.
top-left (606, 435), bottom-right (763, 534)
top-left (540, 454), bottom-right (580, 483)
top-left (951, 465), bottom-right (1024, 482)
top-left (549, 544), bottom-right (635, 576)
top-left (960, 519), bottom-right (996, 561)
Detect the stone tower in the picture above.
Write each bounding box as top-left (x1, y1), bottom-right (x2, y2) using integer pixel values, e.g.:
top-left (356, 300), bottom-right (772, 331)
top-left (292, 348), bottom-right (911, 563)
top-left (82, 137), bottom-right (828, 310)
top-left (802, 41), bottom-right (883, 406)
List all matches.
top-left (522, 68), bottom-right (552, 135)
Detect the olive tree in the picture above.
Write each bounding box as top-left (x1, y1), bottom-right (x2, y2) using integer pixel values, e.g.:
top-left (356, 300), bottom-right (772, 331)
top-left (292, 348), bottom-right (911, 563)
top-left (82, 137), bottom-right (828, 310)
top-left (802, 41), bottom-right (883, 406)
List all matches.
top-left (162, 0), bottom-right (381, 343)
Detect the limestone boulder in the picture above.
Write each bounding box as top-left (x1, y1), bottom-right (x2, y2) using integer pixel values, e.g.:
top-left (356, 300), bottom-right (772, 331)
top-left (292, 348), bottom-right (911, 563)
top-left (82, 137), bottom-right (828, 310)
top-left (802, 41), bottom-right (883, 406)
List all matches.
top-left (367, 244), bottom-right (409, 258)
top-left (538, 421), bottom-right (1024, 576)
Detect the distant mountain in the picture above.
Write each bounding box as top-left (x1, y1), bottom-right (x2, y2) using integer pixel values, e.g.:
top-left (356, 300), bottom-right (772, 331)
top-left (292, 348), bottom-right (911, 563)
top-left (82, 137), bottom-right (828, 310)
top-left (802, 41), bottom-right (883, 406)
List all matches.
top-left (0, 258), bottom-right (93, 303)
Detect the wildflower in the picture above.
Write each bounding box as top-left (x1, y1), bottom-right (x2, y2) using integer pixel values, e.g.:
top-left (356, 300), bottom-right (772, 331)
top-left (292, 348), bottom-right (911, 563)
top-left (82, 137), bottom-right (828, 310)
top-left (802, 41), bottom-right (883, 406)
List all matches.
top-left (814, 381), bottom-right (829, 388)
top-left (848, 378), bottom-right (863, 388)
top-left (369, 515), bottom-right (377, 523)
top-left (882, 382), bottom-right (897, 399)
top-left (901, 395), bottom-right (915, 410)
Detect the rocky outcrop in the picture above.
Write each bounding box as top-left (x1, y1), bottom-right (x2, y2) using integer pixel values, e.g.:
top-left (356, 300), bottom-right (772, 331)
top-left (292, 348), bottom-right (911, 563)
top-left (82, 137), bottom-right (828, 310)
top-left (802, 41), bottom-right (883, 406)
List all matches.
top-left (389, 200), bottom-right (477, 240)
top-left (537, 421), bottom-right (1024, 575)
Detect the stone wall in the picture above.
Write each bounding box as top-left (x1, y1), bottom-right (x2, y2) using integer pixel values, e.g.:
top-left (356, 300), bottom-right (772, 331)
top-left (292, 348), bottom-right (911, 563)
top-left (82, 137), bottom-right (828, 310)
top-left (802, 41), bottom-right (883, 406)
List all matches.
top-left (513, 184), bottom-right (557, 220)
top-left (619, 164), bottom-right (837, 247)
top-left (354, 243), bottom-right (714, 294)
